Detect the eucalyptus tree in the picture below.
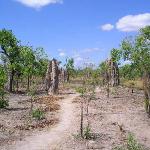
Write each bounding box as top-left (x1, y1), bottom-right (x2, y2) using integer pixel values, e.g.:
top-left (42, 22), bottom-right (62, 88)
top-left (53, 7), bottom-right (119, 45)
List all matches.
top-left (0, 29), bottom-right (20, 92)
top-left (111, 48), bottom-right (122, 64)
top-left (20, 46), bottom-right (36, 91)
top-left (120, 26), bottom-right (150, 114)
top-left (34, 47), bottom-right (48, 82)
top-left (65, 58), bottom-right (74, 82)
top-left (0, 65), bottom-right (8, 108)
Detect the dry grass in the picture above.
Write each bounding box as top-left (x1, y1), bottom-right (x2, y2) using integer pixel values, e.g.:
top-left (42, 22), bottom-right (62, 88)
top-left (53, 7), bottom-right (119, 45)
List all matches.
top-left (14, 118), bottom-right (59, 130)
top-left (121, 79), bottom-right (143, 90)
top-left (36, 95), bottom-right (62, 112)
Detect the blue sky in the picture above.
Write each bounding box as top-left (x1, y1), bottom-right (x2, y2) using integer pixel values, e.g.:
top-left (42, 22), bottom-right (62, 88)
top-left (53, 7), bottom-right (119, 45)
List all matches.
top-left (0, 0), bottom-right (150, 67)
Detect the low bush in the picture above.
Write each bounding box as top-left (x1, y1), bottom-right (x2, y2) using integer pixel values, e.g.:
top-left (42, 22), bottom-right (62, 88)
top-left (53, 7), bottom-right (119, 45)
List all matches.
top-left (114, 134), bottom-right (144, 150)
top-left (83, 126), bottom-right (92, 139)
top-left (0, 99), bottom-right (9, 108)
top-left (32, 109), bottom-right (44, 120)
top-left (0, 90), bottom-right (8, 108)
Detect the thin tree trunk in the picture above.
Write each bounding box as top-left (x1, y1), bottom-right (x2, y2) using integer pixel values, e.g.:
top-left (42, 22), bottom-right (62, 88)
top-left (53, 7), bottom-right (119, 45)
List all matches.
top-left (27, 74), bottom-right (30, 91)
top-left (9, 70), bottom-right (14, 92)
top-left (16, 76), bottom-right (19, 93)
top-left (67, 73), bottom-right (69, 82)
top-left (107, 82), bottom-right (110, 98)
top-left (143, 72), bottom-right (150, 115)
top-left (30, 75), bottom-right (32, 86)
top-left (86, 99), bottom-right (90, 130)
top-left (80, 100), bottom-right (84, 138)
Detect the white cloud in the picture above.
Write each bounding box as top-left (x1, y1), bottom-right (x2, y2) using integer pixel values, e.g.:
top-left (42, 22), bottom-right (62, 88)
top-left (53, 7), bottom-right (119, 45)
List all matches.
top-left (72, 53), bottom-right (83, 67)
top-left (101, 24), bottom-right (114, 31)
top-left (83, 48), bottom-right (101, 53)
top-left (59, 52), bottom-right (66, 57)
top-left (58, 49), bottom-right (66, 57)
top-left (116, 13), bottom-right (150, 32)
top-left (15, 0), bottom-right (63, 9)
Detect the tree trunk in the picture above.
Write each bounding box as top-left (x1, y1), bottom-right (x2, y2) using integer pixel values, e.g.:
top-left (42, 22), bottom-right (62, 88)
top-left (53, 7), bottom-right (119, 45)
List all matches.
top-left (16, 77), bottom-right (19, 93)
top-left (143, 72), bottom-right (150, 115)
top-left (67, 72), bottom-right (69, 82)
top-left (80, 100), bottom-right (84, 137)
top-left (9, 70), bottom-right (14, 92)
top-left (27, 74), bottom-right (30, 91)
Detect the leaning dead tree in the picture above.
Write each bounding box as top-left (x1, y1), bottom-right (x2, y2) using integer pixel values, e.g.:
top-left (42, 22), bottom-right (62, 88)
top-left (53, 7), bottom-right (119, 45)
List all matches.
top-left (45, 59), bottom-right (60, 95)
top-left (106, 59), bottom-right (120, 87)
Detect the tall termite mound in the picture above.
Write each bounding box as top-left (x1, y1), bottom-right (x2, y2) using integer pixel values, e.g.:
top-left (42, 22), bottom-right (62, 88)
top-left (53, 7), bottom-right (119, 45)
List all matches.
top-left (45, 59), bottom-right (60, 94)
top-left (106, 59), bottom-right (120, 86)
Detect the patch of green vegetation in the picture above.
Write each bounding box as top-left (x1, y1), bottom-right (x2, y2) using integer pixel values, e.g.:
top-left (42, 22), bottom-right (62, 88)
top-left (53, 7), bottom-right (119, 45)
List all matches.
top-left (0, 98), bottom-right (9, 108)
top-left (83, 125), bottom-right (92, 139)
top-left (114, 134), bottom-right (145, 150)
top-left (32, 108), bottom-right (44, 120)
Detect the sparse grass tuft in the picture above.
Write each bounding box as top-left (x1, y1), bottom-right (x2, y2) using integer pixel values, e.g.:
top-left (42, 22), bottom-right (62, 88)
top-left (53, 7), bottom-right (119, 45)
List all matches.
top-left (83, 125), bottom-right (92, 139)
top-left (144, 99), bottom-right (149, 113)
top-left (0, 91), bottom-right (8, 108)
top-left (32, 108), bottom-right (44, 120)
top-left (0, 99), bottom-right (9, 108)
top-left (114, 133), bottom-right (145, 150)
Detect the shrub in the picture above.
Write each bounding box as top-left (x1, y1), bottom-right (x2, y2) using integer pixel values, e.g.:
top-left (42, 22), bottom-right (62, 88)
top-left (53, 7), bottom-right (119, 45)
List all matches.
top-left (114, 134), bottom-right (144, 150)
top-left (83, 126), bottom-right (92, 139)
top-left (0, 90), bottom-right (8, 108)
top-left (144, 99), bottom-right (149, 113)
top-left (75, 87), bottom-right (86, 97)
top-left (32, 109), bottom-right (44, 120)
top-left (127, 134), bottom-right (142, 150)
top-left (0, 66), bottom-right (8, 109)
top-left (0, 99), bottom-right (9, 108)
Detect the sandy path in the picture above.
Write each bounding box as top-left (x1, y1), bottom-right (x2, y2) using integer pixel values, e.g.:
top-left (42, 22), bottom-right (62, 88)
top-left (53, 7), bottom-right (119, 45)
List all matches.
top-left (9, 92), bottom-right (78, 150)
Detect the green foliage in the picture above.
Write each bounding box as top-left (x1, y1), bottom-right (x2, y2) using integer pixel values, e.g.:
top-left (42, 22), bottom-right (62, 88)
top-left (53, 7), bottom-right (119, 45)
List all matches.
top-left (83, 126), bottom-right (92, 139)
top-left (32, 109), bottom-right (44, 120)
top-left (0, 29), bottom-right (19, 62)
top-left (65, 58), bottom-right (75, 81)
top-left (0, 99), bottom-right (9, 108)
top-left (0, 66), bottom-right (8, 108)
top-left (75, 86), bottom-right (86, 97)
top-left (0, 88), bottom-right (8, 109)
top-left (99, 61), bottom-right (109, 75)
top-left (20, 46), bottom-right (36, 76)
top-left (144, 99), bottom-right (149, 113)
top-left (127, 134), bottom-right (142, 150)
top-left (0, 65), bottom-right (7, 89)
top-left (114, 134), bottom-right (144, 150)
top-left (120, 26), bottom-right (150, 74)
top-left (120, 64), bottom-right (141, 80)
top-left (111, 48), bottom-right (122, 63)
top-left (0, 29), bottom-right (48, 92)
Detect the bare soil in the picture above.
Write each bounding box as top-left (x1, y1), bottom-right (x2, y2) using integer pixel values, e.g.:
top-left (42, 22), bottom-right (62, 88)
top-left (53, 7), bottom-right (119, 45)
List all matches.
top-left (59, 86), bottom-right (150, 150)
top-left (0, 91), bottom-right (61, 149)
top-left (1, 86), bottom-right (150, 150)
